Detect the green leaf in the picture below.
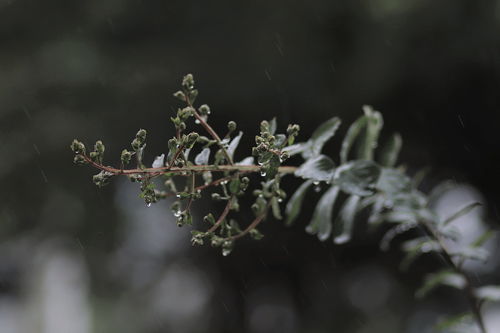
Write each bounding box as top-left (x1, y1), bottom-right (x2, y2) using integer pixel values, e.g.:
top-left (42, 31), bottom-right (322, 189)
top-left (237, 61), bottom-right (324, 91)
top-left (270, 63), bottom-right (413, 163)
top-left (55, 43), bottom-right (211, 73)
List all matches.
top-left (227, 131), bottom-right (243, 159)
top-left (470, 229), bottom-right (495, 248)
top-left (333, 195), bottom-right (361, 244)
top-left (357, 106), bottom-right (383, 160)
top-left (442, 202), bottom-right (482, 226)
top-left (340, 115), bottom-right (367, 163)
top-left (285, 180), bottom-right (313, 226)
top-left (295, 155), bottom-right (335, 182)
top-left (379, 133), bottom-right (402, 167)
top-left (283, 142), bottom-right (307, 156)
top-left (306, 186), bottom-right (340, 241)
top-left (400, 237), bottom-right (440, 270)
top-left (416, 269), bottom-right (466, 299)
top-left (333, 160), bottom-right (381, 196)
top-left (271, 197), bottom-right (282, 220)
top-left (194, 148), bottom-right (210, 165)
top-left (474, 285), bottom-right (500, 302)
top-left (449, 247), bottom-right (489, 262)
top-left (302, 117), bottom-right (341, 158)
top-left (283, 117), bottom-right (341, 158)
top-left (229, 178), bottom-right (241, 194)
top-left (376, 168), bottom-right (412, 198)
top-left (268, 118), bottom-right (277, 135)
top-left (434, 313), bottom-right (480, 333)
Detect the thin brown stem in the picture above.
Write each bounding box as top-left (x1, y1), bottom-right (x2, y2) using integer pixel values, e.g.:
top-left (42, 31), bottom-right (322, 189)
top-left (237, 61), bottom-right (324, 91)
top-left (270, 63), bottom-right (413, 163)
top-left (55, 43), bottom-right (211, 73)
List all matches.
top-left (224, 204), bottom-right (270, 241)
top-left (82, 155), bottom-right (297, 176)
top-left (184, 95), bottom-right (234, 165)
top-left (207, 197), bottom-right (234, 234)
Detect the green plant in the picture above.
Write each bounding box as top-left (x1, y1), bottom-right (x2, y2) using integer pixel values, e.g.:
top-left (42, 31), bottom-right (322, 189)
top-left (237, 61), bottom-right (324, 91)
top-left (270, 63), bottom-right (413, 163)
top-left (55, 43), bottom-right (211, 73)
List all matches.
top-left (71, 74), bottom-right (498, 332)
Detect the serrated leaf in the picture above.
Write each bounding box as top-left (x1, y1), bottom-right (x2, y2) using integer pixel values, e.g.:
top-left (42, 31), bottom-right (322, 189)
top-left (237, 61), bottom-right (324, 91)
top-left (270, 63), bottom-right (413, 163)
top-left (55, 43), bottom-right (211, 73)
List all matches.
top-left (306, 186), bottom-right (340, 241)
top-left (340, 115), bottom-right (367, 163)
top-left (333, 160), bottom-right (381, 196)
top-left (376, 168), bottom-right (412, 198)
top-left (333, 195), bottom-right (360, 244)
top-left (282, 142), bottom-right (308, 156)
top-left (474, 285), bottom-right (500, 302)
top-left (442, 202), bottom-right (482, 226)
top-left (400, 237), bottom-right (440, 270)
top-left (379, 222), bottom-right (418, 251)
top-left (285, 180), bottom-right (313, 226)
top-left (302, 117), bottom-right (341, 158)
top-left (295, 155), bottom-right (335, 182)
top-left (227, 131), bottom-right (243, 159)
top-left (357, 106), bottom-right (383, 160)
top-left (379, 133), bottom-right (402, 167)
top-left (194, 148), bottom-right (211, 165)
top-left (449, 247), bottom-right (489, 262)
top-left (416, 269), bottom-right (466, 299)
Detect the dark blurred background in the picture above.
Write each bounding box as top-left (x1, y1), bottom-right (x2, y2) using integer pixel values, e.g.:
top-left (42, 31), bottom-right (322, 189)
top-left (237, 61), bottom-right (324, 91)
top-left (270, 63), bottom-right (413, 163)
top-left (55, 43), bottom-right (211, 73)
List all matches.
top-left (1, 0), bottom-right (500, 332)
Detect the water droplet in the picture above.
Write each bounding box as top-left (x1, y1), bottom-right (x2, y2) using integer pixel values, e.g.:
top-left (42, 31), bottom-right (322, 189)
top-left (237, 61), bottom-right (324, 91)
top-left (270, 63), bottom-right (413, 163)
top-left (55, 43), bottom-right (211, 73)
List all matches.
top-left (195, 119), bottom-right (200, 124)
top-left (260, 171), bottom-right (267, 177)
top-left (278, 198), bottom-right (283, 203)
top-left (314, 185), bottom-right (321, 192)
top-left (222, 248), bottom-right (232, 256)
top-left (176, 194), bottom-right (181, 198)
top-left (173, 210), bottom-right (182, 217)
top-left (221, 180), bottom-right (228, 185)
top-left (313, 181), bottom-right (320, 185)
top-left (146, 203), bottom-right (151, 207)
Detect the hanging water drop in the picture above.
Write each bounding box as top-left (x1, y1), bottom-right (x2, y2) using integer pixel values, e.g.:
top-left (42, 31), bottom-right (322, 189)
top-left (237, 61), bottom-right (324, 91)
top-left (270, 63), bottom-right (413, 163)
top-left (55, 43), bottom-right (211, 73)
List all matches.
top-left (260, 171), bottom-right (267, 177)
top-left (146, 203), bottom-right (152, 208)
top-left (195, 119), bottom-right (200, 124)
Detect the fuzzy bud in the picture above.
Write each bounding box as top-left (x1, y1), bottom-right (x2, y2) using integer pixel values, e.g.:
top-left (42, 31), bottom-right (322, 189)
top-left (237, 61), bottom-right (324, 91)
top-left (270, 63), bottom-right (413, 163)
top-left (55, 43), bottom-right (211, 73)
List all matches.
top-left (70, 139), bottom-right (85, 154)
top-left (121, 149), bottom-right (132, 164)
top-left (227, 121), bottom-right (237, 132)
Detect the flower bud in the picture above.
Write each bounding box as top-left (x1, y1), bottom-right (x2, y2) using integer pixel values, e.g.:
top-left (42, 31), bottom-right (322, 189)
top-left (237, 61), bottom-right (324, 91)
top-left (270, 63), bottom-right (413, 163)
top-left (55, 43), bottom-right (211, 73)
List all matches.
top-left (70, 139), bottom-right (85, 154)
top-left (182, 74), bottom-right (195, 90)
top-left (198, 104), bottom-right (211, 116)
top-left (94, 140), bottom-right (105, 154)
top-left (227, 121), bottom-right (237, 132)
top-left (121, 149), bottom-right (132, 164)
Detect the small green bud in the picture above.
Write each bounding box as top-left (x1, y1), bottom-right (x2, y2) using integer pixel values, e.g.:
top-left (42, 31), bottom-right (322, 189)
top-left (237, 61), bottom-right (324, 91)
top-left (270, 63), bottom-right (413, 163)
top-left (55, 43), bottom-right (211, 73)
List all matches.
top-left (203, 213), bottom-right (216, 225)
top-left (211, 193), bottom-right (222, 201)
top-left (222, 240), bottom-right (234, 256)
top-left (249, 228), bottom-right (264, 240)
top-left (131, 138), bottom-right (141, 151)
top-left (227, 121), bottom-right (237, 132)
top-left (92, 171), bottom-right (113, 188)
top-left (198, 104), bottom-right (211, 116)
top-left (211, 236), bottom-right (224, 247)
top-left (136, 129), bottom-right (147, 142)
top-left (173, 90), bottom-right (186, 101)
top-left (94, 140), bottom-right (105, 154)
top-left (70, 139), bottom-right (85, 154)
top-left (182, 73), bottom-right (195, 90)
top-left (287, 124), bottom-right (300, 136)
top-left (185, 132), bottom-right (199, 148)
top-left (121, 149), bottom-right (132, 164)
top-left (73, 154), bottom-right (87, 165)
top-left (89, 151), bottom-right (98, 162)
top-left (260, 120), bottom-right (270, 133)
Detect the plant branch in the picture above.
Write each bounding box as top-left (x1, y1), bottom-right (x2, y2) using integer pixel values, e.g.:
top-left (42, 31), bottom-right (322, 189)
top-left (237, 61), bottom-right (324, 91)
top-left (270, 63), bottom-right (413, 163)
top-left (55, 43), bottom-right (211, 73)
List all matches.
top-left (207, 196), bottom-right (234, 233)
top-left (184, 96), bottom-right (234, 165)
top-left (420, 219), bottom-right (487, 333)
top-left (82, 155), bottom-right (297, 176)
